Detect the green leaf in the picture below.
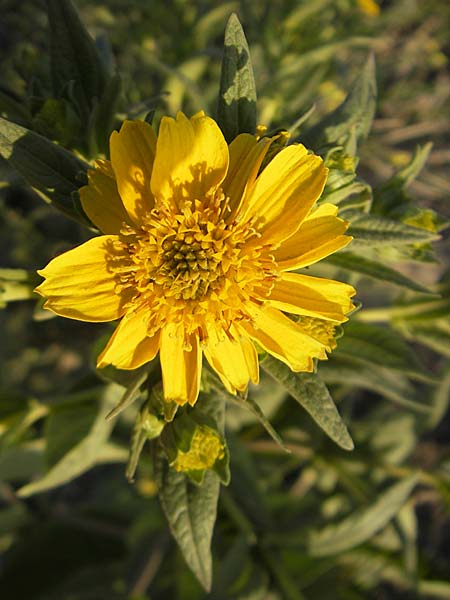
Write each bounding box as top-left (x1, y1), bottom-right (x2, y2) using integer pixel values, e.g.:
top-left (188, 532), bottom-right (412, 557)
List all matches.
top-left (346, 210), bottom-right (439, 247)
top-left (261, 355), bottom-right (354, 451)
top-left (308, 474), bottom-right (418, 556)
top-left (319, 359), bottom-right (430, 414)
top-left (156, 457), bottom-right (219, 592)
top-left (0, 269), bottom-right (42, 306)
top-left (0, 117), bottom-right (90, 226)
top-left (217, 13), bottom-right (257, 142)
top-left (325, 252), bottom-right (433, 294)
top-left (336, 322), bottom-right (426, 375)
top-left (106, 369), bottom-right (148, 422)
top-left (302, 53), bottom-right (377, 152)
top-left (45, 396), bottom-right (99, 467)
top-left (17, 384), bottom-right (122, 497)
top-left (373, 144), bottom-right (433, 215)
top-left (0, 440), bottom-right (45, 481)
top-left (428, 364), bottom-right (450, 429)
top-left (231, 393), bottom-right (289, 452)
top-left (89, 73), bottom-right (122, 155)
top-left (46, 0), bottom-right (109, 116)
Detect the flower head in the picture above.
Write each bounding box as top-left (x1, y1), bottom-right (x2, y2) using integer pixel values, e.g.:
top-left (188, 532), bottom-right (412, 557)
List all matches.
top-left (36, 112), bottom-right (355, 406)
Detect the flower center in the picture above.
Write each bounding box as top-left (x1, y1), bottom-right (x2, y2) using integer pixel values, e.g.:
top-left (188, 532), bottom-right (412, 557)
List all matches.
top-left (109, 188), bottom-right (278, 336)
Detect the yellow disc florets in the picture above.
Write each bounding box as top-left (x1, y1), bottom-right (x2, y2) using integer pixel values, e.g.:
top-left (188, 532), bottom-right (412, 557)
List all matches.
top-left (109, 188), bottom-right (278, 339)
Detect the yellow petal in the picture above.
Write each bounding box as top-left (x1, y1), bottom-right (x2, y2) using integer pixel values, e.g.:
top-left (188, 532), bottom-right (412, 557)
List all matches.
top-left (267, 272), bottom-right (355, 323)
top-left (222, 134), bottom-right (273, 216)
top-left (97, 310), bottom-right (160, 369)
top-left (151, 112), bottom-right (229, 207)
top-left (110, 120), bottom-right (157, 222)
top-left (160, 324), bottom-right (202, 406)
top-left (241, 303), bottom-right (328, 372)
top-left (35, 236), bottom-right (126, 322)
top-left (80, 160), bottom-right (130, 234)
top-left (239, 144), bottom-right (328, 245)
top-left (204, 324), bottom-right (259, 393)
top-left (273, 203), bottom-right (352, 270)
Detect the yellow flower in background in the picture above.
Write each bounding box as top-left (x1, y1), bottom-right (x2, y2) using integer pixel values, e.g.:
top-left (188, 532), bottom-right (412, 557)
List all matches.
top-left (357, 0), bottom-right (380, 17)
top-left (36, 112), bottom-right (355, 406)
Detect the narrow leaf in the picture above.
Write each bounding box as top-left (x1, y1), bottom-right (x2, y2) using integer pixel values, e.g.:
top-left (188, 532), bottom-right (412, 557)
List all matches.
top-left (17, 384), bottom-right (122, 497)
top-left (217, 13), bottom-right (257, 142)
top-left (232, 394), bottom-right (289, 453)
top-left (346, 211), bottom-right (439, 247)
top-left (302, 53), bottom-right (377, 151)
top-left (156, 458), bottom-right (219, 591)
top-left (326, 252), bottom-right (433, 294)
top-left (428, 364), bottom-right (450, 429)
top-left (336, 322), bottom-right (426, 374)
top-left (0, 117), bottom-right (90, 226)
top-left (46, 0), bottom-right (108, 114)
top-left (261, 356), bottom-right (354, 451)
top-left (320, 359), bottom-right (430, 414)
top-left (106, 370), bottom-right (148, 421)
top-left (0, 269), bottom-right (41, 305)
top-left (308, 474), bottom-right (419, 556)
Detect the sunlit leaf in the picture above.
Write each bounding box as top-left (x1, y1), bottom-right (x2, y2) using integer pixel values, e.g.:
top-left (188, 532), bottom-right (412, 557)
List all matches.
top-left (217, 13), bottom-right (257, 142)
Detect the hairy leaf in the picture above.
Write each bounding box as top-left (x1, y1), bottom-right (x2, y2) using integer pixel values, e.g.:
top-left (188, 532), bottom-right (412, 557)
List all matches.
top-left (156, 459), bottom-right (219, 591)
top-left (326, 252), bottom-right (433, 294)
top-left (346, 211), bottom-right (439, 247)
top-left (261, 355), bottom-right (354, 450)
top-left (302, 53), bottom-right (376, 152)
top-left (217, 13), bottom-right (257, 142)
top-left (336, 322), bottom-right (426, 374)
top-left (308, 474), bottom-right (418, 556)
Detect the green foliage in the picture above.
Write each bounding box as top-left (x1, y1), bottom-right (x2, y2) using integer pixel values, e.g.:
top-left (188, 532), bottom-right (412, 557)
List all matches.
top-left (0, 116), bottom-right (90, 225)
top-left (217, 13), bottom-right (257, 142)
top-left (1, 1), bottom-right (449, 598)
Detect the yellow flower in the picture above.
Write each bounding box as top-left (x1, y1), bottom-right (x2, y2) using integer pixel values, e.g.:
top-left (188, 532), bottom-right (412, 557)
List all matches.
top-left (36, 112), bottom-right (355, 406)
top-left (356, 0), bottom-right (380, 17)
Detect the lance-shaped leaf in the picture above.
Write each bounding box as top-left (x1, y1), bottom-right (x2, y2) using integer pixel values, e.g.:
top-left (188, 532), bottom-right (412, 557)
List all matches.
top-left (302, 53), bottom-right (377, 152)
top-left (46, 0), bottom-right (109, 116)
top-left (0, 117), bottom-right (90, 226)
top-left (325, 252), bottom-right (433, 294)
top-left (156, 459), bottom-right (219, 592)
top-left (335, 321), bottom-right (427, 375)
top-left (231, 394), bottom-right (289, 452)
top-left (261, 355), bottom-right (354, 451)
top-left (308, 474), bottom-right (418, 556)
top-left (217, 13), bottom-right (257, 142)
top-left (0, 269), bottom-right (41, 306)
top-left (428, 364), bottom-right (450, 429)
top-left (17, 384), bottom-right (123, 497)
top-left (373, 143), bottom-right (433, 215)
top-left (155, 393), bottom-right (225, 590)
top-left (319, 359), bottom-right (430, 414)
top-left (345, 210), bottom-right (439, 247)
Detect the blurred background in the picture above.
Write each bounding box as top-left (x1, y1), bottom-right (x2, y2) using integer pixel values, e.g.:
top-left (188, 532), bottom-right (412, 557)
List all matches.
top-left (1, 1), bottom-right (449, 598)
